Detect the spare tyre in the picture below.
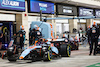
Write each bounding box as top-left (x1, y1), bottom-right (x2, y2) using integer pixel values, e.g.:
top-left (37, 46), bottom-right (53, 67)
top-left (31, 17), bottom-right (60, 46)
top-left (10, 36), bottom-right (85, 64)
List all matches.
top-left (8, 57), bottom-right (17, 62)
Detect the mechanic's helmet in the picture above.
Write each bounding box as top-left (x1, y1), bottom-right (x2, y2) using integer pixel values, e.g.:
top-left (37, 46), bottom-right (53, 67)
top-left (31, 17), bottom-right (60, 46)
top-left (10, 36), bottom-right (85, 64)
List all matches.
top-left (56, 36), bottom-right (59, 39)
top-left (88, 25), bottom-right (91, 28)
top-left (34, 25), bottom-right (38, 30)
top-left (75, 36), bottom-right (77, 40)
top-left (20, 25), bottom-right (24, 30)
top-left (70, 37), bottom-right (74, 41)
top-left (92, 22), bottom-right (97, 27)
top-left (63, 34), bottom-right (67, 38)
top-left (34, 25), bottom-right (41, 31)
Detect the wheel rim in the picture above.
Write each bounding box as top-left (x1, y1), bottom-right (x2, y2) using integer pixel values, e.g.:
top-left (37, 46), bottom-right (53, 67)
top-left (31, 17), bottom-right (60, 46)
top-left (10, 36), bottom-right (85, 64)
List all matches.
top-left (67, 45), bottom-right (70, 57)
top-left (48, 47), bottom-right (52, 61)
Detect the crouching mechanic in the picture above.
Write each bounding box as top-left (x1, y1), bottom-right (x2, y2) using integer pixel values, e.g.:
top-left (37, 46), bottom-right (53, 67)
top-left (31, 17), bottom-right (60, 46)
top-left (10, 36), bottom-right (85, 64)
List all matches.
top-left (89, 22), bottom-right (99, 56)
top-left (15, 25), bottom-right (26, 49)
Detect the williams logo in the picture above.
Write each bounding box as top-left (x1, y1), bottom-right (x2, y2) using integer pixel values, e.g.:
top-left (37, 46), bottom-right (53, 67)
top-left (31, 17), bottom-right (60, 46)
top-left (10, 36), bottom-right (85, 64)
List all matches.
top-left (2, 0), bottom-right (19, 6)
top-left (39, 3), bottom-right (47, 11)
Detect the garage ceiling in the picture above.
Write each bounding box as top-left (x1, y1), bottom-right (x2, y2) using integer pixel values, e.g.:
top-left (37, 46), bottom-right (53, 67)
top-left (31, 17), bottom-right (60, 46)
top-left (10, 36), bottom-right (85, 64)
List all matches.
top-left (44, 0), bottom-right (100, 9)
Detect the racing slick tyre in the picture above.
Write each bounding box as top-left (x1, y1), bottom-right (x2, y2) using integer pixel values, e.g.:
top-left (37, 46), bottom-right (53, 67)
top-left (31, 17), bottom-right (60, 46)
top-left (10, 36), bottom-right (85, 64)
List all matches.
top-left (43, 47), bottom-right (52, 61)
top-left (60, 44), bottom-right (67, 57)
top-left (7, 46), bottom-right (18, 62)
top-left (60, 44), bottom-right (71, 57)
top-left (8, 57), bottom-right (17, 62)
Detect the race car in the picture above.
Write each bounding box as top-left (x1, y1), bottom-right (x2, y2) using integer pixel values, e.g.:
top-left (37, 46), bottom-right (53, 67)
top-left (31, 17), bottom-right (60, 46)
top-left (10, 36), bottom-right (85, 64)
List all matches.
top-left (48, 38), bottom-right (71, 57)
top-left (6, 38), bottom-right (53, 62)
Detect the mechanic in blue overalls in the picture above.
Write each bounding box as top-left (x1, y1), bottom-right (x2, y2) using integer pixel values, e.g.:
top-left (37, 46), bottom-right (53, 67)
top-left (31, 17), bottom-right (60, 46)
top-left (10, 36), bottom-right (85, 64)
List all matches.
top-left (15, 25), bottom-right (26, 49)
top-left (89, 22), bottom-right (100, 56)
top-left (31, 25), bottom-right (42, 44)
top-left (29, 28), bottom-right (35, 45)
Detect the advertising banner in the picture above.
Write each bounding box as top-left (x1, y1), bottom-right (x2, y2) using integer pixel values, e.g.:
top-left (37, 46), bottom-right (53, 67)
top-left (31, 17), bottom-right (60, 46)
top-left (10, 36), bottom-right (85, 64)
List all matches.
top-left (79, 7), bottom-right (94, 16)
top-left (30, 0), bottom-right (54, 14)
top-left (56, 4), bottom-right (77, 16)
top-left (95, 9), bottom-right (100, 17)
top-left (0, 0), bottom-right (25, 11)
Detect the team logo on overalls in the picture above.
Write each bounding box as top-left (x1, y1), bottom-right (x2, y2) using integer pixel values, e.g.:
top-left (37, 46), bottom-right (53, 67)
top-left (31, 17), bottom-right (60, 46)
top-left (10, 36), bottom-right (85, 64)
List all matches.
top-left (92, 27), bottom-right (96, 33)
top-left (37, 32), bottom-right (40, 35)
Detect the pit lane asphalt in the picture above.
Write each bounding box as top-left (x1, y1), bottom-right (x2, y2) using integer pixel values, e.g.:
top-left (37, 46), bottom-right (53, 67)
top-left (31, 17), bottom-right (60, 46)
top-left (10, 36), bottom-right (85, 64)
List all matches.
top-left (0, 45), bottom-right (100, 67)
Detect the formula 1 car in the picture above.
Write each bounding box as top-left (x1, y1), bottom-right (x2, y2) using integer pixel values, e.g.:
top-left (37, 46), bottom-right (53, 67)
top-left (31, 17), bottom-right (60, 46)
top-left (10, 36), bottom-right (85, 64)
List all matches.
top-left (19, 39), bottom-right (53, 62)
top-left (6, 38), bottom-right (53, 62)
top-left (48, 38), bottom-right (71, 57)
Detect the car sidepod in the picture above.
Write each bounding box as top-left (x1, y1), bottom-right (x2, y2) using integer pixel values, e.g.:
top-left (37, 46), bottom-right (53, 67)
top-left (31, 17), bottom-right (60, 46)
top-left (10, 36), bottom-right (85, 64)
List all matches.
top-left (19, 46), bottom-right (42, 60)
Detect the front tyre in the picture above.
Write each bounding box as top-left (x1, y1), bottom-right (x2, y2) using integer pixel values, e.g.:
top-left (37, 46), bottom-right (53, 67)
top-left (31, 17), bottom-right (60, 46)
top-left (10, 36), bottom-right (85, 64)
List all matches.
top-left (43, 47), bottom-right (52, 61)
top-left (8, 57), bottom-right (17, 62)
top-left (7, 46), bottom-right (18, 62)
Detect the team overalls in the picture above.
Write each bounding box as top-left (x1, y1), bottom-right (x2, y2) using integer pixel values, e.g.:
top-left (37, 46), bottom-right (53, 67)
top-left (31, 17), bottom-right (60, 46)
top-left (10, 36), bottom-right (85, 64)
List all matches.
top-left (90, 26), bottom-right (99, 55)
top-left (16, 30), bottom-right (26, 49)
top-left (16, 25), bottom-right (26, 49)
top-left (30, 29), bottom-right (36, 45)
top-left (34, 30), bottom-right (42, 41)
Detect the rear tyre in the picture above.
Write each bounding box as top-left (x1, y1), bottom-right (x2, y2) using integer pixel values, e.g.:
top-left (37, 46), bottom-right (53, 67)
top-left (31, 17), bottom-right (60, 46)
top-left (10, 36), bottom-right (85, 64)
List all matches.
top-left (7, 46), bottom-right (18, 62)
top-left (60, 44), bottom-right (67, 57)
top-left (60, 44), bottom-right (71, 57)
